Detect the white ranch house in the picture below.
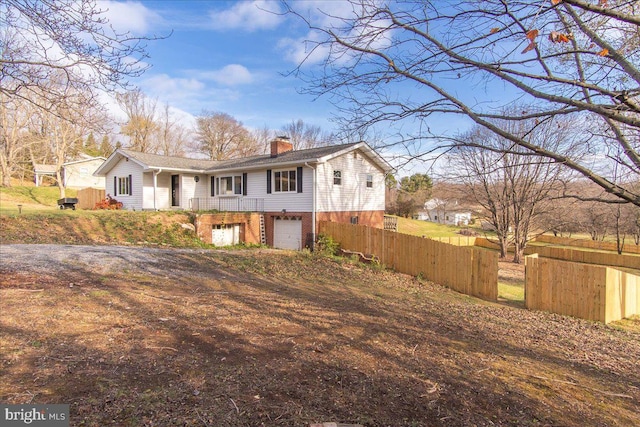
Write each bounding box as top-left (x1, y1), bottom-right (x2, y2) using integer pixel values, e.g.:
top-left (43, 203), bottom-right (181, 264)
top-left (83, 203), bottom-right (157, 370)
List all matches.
top-left (416, 198), bottom-right (472, 226)
top-left (94, 138), bottom-right (392, 250)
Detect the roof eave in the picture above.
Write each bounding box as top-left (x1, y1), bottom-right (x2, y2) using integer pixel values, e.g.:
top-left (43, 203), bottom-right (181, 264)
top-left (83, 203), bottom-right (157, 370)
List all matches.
top-left (205, 159), bottom-right (322, 174)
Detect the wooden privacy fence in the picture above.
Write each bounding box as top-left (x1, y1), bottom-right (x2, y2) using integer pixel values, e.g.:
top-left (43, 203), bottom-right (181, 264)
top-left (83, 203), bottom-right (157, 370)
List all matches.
top-left (525, 254), bottom-right (640, 323)
top-left (529, 245), bottom-right (640, 270)
top-left (475, 237), bottom-right (640, 270)
top-left (429, 236), bottom-right (476, 246)
top-left (535, 234), bottom-right (640, 255)
top-left (318, 221), bottom-right (498, 301)
top-left (76, 187), bottom-right (105, 210)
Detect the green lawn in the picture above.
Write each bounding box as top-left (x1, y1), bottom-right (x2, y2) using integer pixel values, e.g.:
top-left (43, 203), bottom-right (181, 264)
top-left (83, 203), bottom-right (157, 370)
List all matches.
top-left (498, 282), bottom-right (525, 304)
top-left (0, 185), bottom-right (76, 215)
top-left (395, 215), bottom-right (480, 238)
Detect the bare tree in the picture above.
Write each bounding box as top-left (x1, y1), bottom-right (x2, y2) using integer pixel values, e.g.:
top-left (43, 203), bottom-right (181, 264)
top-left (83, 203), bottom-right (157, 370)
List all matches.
top-left (285, 0), bottom-right (640, 206)
top-left (0, 95), bottom-right (34, 186)
top-left (32, 86), bottom-right (106, 198)
top-left (157, 104), bottom-right (190, 157)
top-left (1, 0), bottom-right (155, 115)
top-left (117, 89), bottom-right (159, 153)
top-left (281, 119), bottom-right (326, 150)
top-left (250, 125), bottom-right (276, 155)
top-left (195, 111), bottom-right (260, 160)
top-left (449, 117), bottom-right (568, 262)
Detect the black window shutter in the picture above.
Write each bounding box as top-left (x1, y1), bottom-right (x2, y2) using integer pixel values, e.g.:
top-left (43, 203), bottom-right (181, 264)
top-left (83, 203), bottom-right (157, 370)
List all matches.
top-left (242, 173), bottom-right (248, 196)
top-left (210, 176), bottom-right (215, 196)
top-left (266, 170), bottom-right (272, 194)
top-left (297, 167), bottom-right (303, 193)
top-left (129, 174), bottom-right (133, 195)
top-left (114, 176), bottom-right (117, 194)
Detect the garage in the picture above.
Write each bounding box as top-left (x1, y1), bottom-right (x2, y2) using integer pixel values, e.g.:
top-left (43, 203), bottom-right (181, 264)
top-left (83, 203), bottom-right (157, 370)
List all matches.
top-left (274, 217), bottom-right (302, 250)
top-left (211, 224), bottom-right (240, 246)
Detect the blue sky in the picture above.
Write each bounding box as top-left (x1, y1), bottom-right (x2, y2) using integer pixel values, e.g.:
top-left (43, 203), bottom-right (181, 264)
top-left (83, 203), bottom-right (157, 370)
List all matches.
top-left (98, 0), bottom-right (487, 174)
top-left (102, 1), bottom-right (343, 131)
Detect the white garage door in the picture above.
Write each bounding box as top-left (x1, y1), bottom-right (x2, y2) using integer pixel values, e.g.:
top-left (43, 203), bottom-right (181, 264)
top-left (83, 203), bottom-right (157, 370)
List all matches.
top-left (212, 224), bottom-right (240, 246)
top-left (274, 218), bottom-right (302, 250)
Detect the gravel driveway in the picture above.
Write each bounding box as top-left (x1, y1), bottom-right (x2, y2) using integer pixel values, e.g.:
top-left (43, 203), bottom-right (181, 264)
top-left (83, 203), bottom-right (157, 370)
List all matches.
top-left (0, 244), bottom-right (214, 276)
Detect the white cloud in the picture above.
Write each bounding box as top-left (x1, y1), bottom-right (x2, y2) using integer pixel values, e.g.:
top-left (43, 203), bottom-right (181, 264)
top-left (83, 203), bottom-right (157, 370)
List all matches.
top-left (100, 1), bottom-right (161, 35)
top-left (140, 74), bottom-right (205, 96)
top-left (278, 31), bottom-right (330, 65)
top-left (194, 64), bottom-right (254, 86)
top-left (208, 0), bottom-right (283, 32)
top-left (132, 73), bottom-right (247, 115)
top-left (277, 1), bottom-right (392, 66)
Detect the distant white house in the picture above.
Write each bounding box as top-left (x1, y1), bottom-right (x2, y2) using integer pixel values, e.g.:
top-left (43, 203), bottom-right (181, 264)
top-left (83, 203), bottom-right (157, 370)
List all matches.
top-left (34, 155), bottom-right (106, 189)
top-left (63, 156), bottom-right (106, 189)
top-left (416, 198), bottom-right (472, 226)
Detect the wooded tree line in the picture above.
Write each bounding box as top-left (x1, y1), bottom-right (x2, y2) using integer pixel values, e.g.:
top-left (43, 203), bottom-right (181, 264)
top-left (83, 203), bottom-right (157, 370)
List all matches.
top-left (388, 114), bottom-right (639, 262)
top-left (1, 80), bottom-right (332, 190)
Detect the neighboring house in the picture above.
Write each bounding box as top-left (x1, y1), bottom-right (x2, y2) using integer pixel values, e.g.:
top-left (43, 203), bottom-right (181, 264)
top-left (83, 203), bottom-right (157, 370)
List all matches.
top-left (33, 164), bottom-right (57, 187)
top-left (34, 155), bottom-right (106, 189)
top-left (63, 156), bottom-right (106, 189)
top-left (417, 198), bottom-right (472, 226)
top-left (94, 137), bottom-right (393, 250)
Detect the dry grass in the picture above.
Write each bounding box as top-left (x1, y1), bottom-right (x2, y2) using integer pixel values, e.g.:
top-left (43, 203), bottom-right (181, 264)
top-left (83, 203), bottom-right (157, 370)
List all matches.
top-left (1, 248), bottom-right (639, 427)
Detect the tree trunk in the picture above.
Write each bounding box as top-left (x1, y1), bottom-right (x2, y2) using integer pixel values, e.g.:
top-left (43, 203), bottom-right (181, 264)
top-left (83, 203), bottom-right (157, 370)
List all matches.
top-left (56, 169), bottom-right (66, 199)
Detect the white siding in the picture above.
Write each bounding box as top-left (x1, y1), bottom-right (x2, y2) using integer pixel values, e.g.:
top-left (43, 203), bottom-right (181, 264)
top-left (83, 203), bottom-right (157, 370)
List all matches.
top-left (178, 174), bottom-right (208, 209)
top-left (142, 172), bottom-right (172, 210)
top-left (156, 174), bottom-right (171, 209)
top-left (106, 157), bottom-right (145, 210)
top-left (143, 172), bottom-right (155, 209)
top-left (64, 159), bottom-right (105, 189)
top-left (316, 150), bottom-right (385, 212)
top-left (245, 168), bottom-right (314, 212)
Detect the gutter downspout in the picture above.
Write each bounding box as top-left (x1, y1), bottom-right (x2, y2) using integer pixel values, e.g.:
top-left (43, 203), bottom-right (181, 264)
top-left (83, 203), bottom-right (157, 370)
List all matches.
top-left (305, 162), bottom-right (317, 249)
top-left (153, 169), bottom-right (162, 211)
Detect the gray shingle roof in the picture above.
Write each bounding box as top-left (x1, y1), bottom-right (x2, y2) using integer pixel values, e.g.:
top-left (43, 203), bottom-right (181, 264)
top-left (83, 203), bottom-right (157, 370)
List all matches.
top-left (206, 143), bottom-right (361, 172)
top-left (113, 142), bottom-right (391, 174)
top-left (121, 149), bottom-right (220, 171)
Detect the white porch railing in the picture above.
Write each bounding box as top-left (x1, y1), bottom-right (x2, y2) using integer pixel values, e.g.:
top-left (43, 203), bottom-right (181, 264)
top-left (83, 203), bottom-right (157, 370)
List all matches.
top-left (190, 197), bottom-right (264, 212)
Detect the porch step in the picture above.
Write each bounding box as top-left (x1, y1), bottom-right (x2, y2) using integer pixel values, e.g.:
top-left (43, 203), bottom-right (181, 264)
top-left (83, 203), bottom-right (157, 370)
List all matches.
top-left (259, 214), bottom-right (266, 245)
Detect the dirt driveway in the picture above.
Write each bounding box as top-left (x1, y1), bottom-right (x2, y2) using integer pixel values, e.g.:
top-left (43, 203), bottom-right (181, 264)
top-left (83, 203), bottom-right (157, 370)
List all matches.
top-left (1, 244), bottom-right (639, 427)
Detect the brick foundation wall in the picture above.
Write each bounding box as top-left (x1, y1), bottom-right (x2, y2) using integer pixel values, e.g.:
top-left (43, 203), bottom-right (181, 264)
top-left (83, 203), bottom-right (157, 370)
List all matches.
top-left (195, 210), bottom-right (385, 249)
top-left (316, 210), bottom-right (384, 229)
top-left (195, 213), bottom-right (262, 245)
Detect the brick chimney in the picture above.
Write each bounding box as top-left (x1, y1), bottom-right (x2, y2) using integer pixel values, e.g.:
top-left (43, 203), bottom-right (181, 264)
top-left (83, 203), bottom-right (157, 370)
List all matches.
top-left (270, 136), bottom-right (293, 158)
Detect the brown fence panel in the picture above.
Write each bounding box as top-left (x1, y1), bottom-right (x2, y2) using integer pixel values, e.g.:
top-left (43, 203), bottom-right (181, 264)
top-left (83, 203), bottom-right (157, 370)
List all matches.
top-left (318, 221), bottom-right (498, 301)
top-left (525, 254), bottom-right (639, 323)
top-left (531, 245), bottom-right (640, 270)
top-left (76, 187), bottom-right (105, 210)
top-left (535, 234), bottom-right (640, 255)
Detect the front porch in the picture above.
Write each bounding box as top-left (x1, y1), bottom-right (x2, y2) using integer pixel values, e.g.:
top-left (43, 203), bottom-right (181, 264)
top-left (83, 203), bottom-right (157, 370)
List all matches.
top-left (190, 197), bottom-right (264, 212)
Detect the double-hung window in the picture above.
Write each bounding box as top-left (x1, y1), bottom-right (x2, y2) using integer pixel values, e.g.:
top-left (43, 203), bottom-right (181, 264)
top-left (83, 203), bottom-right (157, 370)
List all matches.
top-left (217, 175), bottom-right (243, 195)
top-left (366, 174), bottom-right (373, 188)
top-left (333, 170), bottom-right (342, 185)
top-left (274, 170), bottom-right (297, 192)
top-left (116, 175), bottom-right (131, 196)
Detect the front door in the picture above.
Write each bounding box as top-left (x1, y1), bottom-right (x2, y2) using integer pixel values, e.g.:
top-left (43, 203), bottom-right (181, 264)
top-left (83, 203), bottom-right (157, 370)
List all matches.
top-left (171, 175), bottom-right (180, 207)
